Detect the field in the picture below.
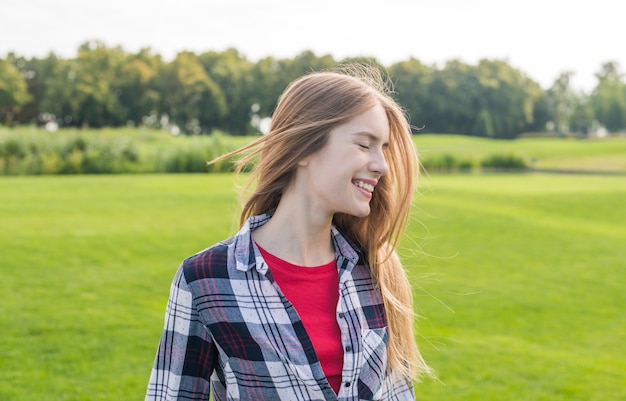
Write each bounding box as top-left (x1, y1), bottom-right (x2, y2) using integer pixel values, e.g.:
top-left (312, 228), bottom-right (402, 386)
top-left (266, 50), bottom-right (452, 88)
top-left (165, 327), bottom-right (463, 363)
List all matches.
top-left (410, 173), bottom-right (625, 400)
top-left (413, 133), bottom-right (626, 173)
top-left (1, 135), bottom-right (625, 400)
top-left (3, 126), bottom-right (626, 174)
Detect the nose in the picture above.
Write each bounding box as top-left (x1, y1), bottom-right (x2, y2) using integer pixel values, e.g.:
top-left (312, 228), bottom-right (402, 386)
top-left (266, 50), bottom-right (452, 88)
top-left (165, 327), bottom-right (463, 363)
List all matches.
top-left (369, 148), bottom-right (389, 176)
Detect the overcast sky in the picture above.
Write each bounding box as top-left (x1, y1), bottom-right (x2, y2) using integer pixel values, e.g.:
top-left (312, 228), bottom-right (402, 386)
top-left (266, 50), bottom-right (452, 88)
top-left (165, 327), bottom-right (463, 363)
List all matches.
top-left (1, 0), bottom-right (622, 91)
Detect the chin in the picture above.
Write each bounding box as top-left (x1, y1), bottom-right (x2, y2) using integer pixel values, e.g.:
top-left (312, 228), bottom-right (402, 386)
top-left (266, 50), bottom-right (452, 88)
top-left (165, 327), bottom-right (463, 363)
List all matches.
top-left (335, 202), bottom-right (371, 218)
top-left (349, 207), bottom-right (371, 218)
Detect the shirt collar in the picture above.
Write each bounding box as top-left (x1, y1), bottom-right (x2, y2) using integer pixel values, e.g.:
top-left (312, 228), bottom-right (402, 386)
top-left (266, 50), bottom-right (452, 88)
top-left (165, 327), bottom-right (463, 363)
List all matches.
top-left (232, 213), bottom-right (361, 273)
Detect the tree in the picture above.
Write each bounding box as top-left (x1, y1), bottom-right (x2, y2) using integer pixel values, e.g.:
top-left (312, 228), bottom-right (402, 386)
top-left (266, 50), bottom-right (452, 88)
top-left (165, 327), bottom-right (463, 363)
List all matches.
top-left (424, 59), bottom-right (479, 134)
top-left (6, 54), bottom-right (43, 124)
top-left (388, 58), bottom-right (433, 132)
top-left (590, 61), bottom-right (626, 132)
top-left (526, 92), bottom-right (551, 133)
top-left (71, 41), bottom-right (127, 127)
top-left (156, 51), bottom-right (227, 133)
top-left (472, 59), bottom-right (542, 138)
top-left (0, 57), bottom-right (31, 125)
top-left (545, 72), bottom-right (580, 136)
top-left (8, 46), bottom-right (619, 136)
top-left (37, 41), bottom-right (128, 128)
top-left (288, 50), bottom-right (337, 78)
top-left (39, 54), bottom-right (80, 126)
top-left (114, 48), bottom-right (162, 126)
top-left (199, 49), bottom-right (254, 134)
top-left (247, 56), bottom-right (289, 119)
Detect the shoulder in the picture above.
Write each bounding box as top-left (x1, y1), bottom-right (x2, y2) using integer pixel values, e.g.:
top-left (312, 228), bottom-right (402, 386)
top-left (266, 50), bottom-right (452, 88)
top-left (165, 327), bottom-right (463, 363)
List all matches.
top-left (180, 238), bottom-right (235, 284)
top-left (178, 214), bottom-right (267, 285)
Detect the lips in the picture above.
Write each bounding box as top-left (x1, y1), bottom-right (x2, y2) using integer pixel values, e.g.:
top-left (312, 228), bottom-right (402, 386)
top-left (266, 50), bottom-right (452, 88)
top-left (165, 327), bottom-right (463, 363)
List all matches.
top-left (352, 179), bottom-right (377, 196)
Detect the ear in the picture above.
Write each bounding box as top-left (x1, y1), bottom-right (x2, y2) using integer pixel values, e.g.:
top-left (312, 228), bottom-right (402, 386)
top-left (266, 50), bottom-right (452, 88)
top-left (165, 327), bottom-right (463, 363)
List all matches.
top-left (297, 156), bottom-right (310, 167)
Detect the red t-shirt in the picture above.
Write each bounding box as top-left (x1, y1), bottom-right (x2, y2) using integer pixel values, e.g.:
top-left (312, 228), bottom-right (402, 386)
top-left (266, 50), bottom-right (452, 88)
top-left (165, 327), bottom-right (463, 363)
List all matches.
top-left (257, 244), bottom-right (344, 394)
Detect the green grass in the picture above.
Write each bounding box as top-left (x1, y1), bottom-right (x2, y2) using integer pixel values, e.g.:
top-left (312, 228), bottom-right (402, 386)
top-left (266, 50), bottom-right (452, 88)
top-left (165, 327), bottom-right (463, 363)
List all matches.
top-left (0, 174), bottom-right (240, 401)
top-left (0, 173), bottom-right (624, 400)
top-left (414, 134), bottom-right (626, 172)
top-left (410, 173), bottom-right (626, 400)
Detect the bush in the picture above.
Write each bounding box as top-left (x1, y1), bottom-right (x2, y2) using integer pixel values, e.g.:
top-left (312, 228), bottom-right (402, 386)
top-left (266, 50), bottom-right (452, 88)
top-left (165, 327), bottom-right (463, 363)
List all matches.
top-left (420, 153), bottom-right (475, 173)
top-left (0, 128), bottom-right (250, 175)
top-left (0, 128), bottom-right (532, 175)
top-left (480, 153), bottom-right (528, 170)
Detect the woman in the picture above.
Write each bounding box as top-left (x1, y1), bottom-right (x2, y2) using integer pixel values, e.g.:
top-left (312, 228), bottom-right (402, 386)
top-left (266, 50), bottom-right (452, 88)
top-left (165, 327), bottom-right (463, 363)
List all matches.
top-left (146, 65), bottom-right (431, 400)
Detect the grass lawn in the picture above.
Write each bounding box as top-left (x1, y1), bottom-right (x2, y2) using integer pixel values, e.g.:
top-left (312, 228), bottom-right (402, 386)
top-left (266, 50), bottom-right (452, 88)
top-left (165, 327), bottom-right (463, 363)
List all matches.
top-left (411, 173), bottom-right (626, 400)
top-left (414, 134), bottom-right (626, 173)
top-left (0, 172), bottom-right (624, 400)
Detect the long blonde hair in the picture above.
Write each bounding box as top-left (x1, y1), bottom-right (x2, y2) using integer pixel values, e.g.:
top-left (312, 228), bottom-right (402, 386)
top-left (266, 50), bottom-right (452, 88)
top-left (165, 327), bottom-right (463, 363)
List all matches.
top-left (213, 65), bottom-right (430, 381)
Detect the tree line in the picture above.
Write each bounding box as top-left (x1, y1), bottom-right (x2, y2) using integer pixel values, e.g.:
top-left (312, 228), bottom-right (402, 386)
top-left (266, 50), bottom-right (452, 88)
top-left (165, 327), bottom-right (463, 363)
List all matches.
top-left (1, 40), bottom-right (625, 138)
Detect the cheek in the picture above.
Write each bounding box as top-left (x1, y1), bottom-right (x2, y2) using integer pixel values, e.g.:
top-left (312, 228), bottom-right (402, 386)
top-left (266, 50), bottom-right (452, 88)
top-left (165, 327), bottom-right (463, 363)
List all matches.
top-left (316, 151), bottom-right (348, 171)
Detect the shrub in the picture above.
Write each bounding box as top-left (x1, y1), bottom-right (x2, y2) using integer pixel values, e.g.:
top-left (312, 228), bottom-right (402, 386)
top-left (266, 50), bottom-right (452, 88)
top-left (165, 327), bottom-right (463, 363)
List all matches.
top-left (420, 153), bottom-right (475, 173)
top-left (480, 153), bottom-right (528, 170)
top-left (0, 128), bottom-right (243, 175)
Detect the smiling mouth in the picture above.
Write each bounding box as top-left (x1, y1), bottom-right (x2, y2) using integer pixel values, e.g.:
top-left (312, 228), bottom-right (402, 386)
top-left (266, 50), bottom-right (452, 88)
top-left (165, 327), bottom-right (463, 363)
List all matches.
top-left (353, 180), bottom-right (375, 193)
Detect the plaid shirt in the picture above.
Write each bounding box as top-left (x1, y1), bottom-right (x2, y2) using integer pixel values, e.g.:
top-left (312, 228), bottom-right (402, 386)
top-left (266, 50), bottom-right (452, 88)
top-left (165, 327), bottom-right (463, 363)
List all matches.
top-left (146, 213), bottom-right (415, 401)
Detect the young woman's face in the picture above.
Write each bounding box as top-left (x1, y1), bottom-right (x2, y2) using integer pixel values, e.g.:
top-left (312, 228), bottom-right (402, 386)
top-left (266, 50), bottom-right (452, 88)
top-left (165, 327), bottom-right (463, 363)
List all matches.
top-left (297, 103), bottom-right (390, 218)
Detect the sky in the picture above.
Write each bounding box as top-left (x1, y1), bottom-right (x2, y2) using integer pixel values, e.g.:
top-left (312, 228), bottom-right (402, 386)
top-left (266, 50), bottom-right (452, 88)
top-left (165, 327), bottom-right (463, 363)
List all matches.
top-left (1, 0), bottom-right (623, 91)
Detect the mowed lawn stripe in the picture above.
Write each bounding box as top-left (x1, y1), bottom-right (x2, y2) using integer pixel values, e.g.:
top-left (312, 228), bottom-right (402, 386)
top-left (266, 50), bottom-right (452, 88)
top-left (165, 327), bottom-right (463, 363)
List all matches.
top-left (409, 173), bottom-right (625, 401)
top-left (0, 173), bottom-right (624, 401)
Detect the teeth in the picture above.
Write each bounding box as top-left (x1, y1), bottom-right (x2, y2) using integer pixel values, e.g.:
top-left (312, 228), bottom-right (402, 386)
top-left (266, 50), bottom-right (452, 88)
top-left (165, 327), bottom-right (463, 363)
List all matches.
top-left (355, 181), bottom-right (374, 192)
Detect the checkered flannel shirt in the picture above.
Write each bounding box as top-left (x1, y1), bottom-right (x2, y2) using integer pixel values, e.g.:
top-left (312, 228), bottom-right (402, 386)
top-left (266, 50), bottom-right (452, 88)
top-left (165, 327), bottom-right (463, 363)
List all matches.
top-left (145, 213), bottom-right (415, 400)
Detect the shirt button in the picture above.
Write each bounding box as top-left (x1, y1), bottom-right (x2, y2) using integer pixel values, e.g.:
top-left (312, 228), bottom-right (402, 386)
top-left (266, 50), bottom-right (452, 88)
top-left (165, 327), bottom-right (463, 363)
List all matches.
top-left (345, 346), bottom-right (352, 352)
top-left (338, 312), bottom-right (345, 319)
top-left (344, 382), bottom-right (351, 387)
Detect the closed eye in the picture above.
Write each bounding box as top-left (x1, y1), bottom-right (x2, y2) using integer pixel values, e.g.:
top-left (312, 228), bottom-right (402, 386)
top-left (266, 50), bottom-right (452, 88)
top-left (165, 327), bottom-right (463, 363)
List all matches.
top-left (358, 143), bottom-right (370, 150)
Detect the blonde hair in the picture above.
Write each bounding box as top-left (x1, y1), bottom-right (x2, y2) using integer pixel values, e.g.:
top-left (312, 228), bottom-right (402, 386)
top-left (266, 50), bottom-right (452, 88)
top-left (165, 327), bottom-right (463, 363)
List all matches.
top-left (213, 66), bottom-right (430, 381)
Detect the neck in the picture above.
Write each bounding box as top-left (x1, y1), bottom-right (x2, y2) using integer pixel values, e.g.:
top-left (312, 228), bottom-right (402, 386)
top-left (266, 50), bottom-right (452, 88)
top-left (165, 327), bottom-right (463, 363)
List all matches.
top-left (252, 191), bottom-right (335, 267)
